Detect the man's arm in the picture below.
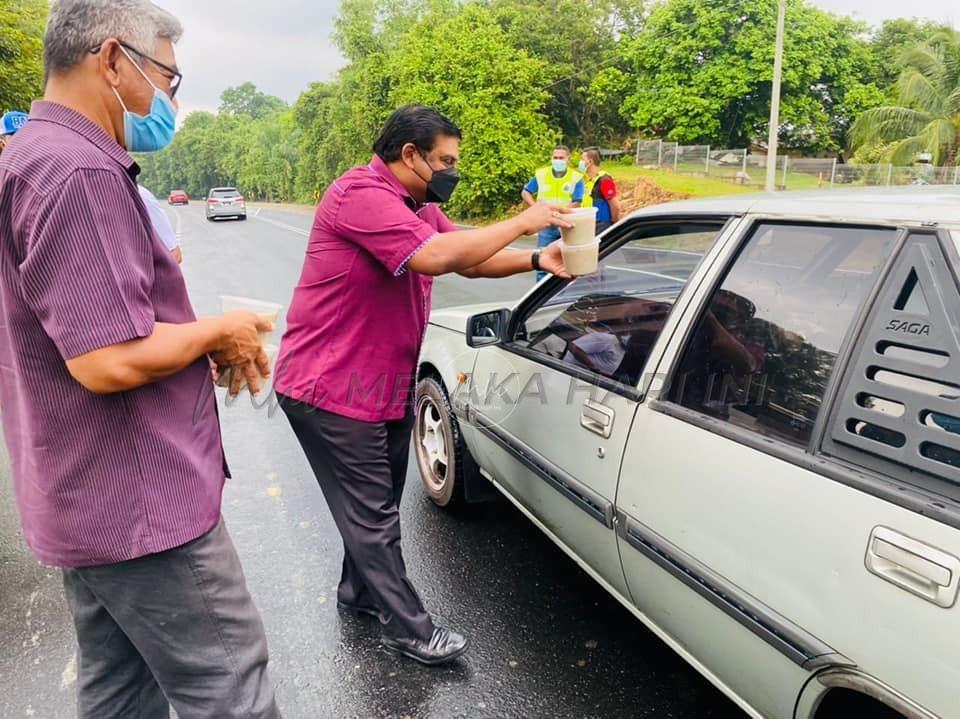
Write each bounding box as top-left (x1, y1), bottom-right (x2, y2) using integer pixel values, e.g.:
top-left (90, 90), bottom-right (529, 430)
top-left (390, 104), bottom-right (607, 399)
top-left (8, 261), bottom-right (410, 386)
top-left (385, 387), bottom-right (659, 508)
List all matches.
top-left (610, 196), bottom-right (622, 223)
top-left (458, 242), bottom-right (569, 279)
top-left (407, 204), bottom-right (571, 276)
top-left (66, 313), bottom-right (272, 395)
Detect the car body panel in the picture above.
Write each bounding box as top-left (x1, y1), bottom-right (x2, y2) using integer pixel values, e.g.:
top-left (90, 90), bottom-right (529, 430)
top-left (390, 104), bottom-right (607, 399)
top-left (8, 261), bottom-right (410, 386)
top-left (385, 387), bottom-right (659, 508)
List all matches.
top-left (417, 188), bottom-right (960, 718)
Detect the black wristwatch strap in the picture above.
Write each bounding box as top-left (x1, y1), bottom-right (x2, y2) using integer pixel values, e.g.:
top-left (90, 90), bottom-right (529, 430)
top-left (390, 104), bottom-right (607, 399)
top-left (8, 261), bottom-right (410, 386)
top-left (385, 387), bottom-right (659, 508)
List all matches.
top-left (531, 250), bottom-right (541, 272)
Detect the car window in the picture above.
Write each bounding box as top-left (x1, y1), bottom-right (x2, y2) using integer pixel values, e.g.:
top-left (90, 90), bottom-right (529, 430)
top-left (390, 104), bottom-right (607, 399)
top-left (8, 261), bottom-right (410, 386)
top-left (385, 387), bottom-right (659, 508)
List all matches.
top-left (211, 188), bottom-right (239, 198)
top-left (509, 222), bottom-right (724, 387)
top-left (665, 222), bottom-right (899, 447)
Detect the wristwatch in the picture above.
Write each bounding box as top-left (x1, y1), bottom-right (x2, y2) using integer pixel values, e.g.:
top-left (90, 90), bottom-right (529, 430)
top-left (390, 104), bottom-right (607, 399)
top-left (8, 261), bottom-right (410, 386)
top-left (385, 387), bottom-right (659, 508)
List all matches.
top-left (531, 250), bottom-right (542, 272)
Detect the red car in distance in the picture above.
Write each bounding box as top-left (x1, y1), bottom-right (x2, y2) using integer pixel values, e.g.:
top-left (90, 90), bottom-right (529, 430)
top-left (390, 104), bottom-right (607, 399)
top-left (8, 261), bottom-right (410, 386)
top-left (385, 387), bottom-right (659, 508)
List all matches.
top-left (168, 190), bottom-right (189, 205)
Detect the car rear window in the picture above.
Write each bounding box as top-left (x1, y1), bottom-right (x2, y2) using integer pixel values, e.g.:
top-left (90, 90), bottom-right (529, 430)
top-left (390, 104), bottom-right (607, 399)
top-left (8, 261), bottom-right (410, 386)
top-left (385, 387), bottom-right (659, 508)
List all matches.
top-left (665, 222), bottom-right (898, 447)
top-left (211, 189), bottom-right (239, 198)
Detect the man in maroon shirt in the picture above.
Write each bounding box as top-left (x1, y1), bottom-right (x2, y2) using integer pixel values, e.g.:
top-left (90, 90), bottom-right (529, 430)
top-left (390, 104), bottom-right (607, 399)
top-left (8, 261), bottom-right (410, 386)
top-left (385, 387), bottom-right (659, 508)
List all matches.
top-left (0, 2), bottom-right (279, 716)
top-left (277, 105), bottom-right (572, 666)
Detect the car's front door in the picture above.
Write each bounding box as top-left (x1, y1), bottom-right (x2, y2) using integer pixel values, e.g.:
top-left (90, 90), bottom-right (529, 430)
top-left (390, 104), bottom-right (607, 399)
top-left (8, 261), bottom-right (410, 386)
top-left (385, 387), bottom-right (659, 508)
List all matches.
top-left (462, 218), bottom-right (731, 595)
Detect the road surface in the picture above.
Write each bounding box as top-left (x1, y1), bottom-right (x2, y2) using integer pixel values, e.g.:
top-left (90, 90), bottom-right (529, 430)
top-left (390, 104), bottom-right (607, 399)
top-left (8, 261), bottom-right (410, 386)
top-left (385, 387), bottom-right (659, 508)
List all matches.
top-left (0, 203), bottom-right (745, 719)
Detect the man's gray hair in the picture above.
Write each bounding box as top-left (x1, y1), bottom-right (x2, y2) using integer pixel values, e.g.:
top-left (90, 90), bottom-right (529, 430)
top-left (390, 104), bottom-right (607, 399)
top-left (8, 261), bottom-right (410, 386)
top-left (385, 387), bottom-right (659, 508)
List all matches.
top-left (44, 0), bottom-right (183, 77)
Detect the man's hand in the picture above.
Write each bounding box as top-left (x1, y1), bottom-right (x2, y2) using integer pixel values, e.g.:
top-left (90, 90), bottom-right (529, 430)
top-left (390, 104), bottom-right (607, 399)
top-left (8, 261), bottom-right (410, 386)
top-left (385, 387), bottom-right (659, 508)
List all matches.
top-left (541, 240), bottom-right (572, 279)
top-left (518, 203), bottom-right (574, 236)
top-left (210, 312), bottom-right (273, 396)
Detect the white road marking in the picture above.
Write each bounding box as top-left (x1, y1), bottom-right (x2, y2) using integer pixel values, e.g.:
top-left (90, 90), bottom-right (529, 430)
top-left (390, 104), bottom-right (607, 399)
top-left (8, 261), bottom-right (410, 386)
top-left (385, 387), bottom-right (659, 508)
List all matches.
top-left (253, 213), bottom-right (310, 237)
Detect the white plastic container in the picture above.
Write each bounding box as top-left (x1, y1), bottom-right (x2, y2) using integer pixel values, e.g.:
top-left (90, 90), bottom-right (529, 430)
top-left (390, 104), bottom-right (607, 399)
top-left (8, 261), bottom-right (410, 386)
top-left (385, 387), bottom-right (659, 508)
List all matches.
top-left (561, 239), bottom-right (601, 276)
top-left (220, 295), bottom-right (283, 343)
top-left (560, 206), bottom-right (599, 247)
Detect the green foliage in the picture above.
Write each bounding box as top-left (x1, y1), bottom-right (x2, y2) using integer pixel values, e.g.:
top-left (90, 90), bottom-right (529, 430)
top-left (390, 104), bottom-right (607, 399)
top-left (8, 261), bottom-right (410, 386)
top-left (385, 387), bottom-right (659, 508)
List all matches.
top-left (389, 3), bottom-right (556, 216)
top-left (219, 82), bottom-right (288, 119)
top-left (610, 0), bottom-right (884, 154)
top-left (866, 18), bottom-right (954, 90)
top-left (123, 0), bottom-right (959, 218)
top-left (0, 0), bottom-right (46, 113)
top-left (850, 30), bottom-right (960, 166)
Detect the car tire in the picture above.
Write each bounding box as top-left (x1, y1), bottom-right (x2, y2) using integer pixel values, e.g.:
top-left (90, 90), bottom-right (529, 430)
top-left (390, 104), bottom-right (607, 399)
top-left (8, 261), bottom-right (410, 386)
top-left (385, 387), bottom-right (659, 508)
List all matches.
top-left (239, 215), bottom-right (247, 221)
top-left (414, 376), bottom-right (471, 509)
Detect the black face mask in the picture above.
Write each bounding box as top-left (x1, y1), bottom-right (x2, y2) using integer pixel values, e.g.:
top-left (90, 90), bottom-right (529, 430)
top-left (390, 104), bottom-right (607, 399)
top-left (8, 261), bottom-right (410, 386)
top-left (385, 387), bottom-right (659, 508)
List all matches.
top-left (416, 152), bottom-right (460, 204)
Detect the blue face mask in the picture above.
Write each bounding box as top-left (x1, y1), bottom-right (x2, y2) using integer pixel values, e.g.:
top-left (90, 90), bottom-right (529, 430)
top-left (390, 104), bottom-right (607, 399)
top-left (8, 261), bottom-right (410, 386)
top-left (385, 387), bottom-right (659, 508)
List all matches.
top-left (578, 160), bottom-right (587, 173)
top-left (113, 48), bottom-right (177, 153)
top-left (552, 159), bottom-right (568, 174)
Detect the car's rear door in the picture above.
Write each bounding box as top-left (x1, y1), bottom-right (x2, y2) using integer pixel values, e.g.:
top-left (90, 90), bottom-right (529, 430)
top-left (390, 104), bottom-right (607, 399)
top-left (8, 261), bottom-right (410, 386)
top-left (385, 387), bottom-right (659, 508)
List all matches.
top-left (616, 221), bottom-right (960, 718)
top-left (462, 217), bottom-right (733, 597)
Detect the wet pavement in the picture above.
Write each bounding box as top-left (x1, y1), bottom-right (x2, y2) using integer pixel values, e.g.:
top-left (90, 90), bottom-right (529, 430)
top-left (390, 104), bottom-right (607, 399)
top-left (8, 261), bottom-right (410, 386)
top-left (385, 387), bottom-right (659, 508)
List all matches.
top-left (0, 204), bottom-right (746, 718)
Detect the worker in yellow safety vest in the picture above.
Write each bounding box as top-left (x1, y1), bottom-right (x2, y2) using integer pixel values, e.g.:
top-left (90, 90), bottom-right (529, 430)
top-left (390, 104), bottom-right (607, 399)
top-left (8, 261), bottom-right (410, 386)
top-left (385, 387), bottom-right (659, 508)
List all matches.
top-left (579, 147), bottom-right (621, 235)
top-left (522, 145), bottom-right (584, 280)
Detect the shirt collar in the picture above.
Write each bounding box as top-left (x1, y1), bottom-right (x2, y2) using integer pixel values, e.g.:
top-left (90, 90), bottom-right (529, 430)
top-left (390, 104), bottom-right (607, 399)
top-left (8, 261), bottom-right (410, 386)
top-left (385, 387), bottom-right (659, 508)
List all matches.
top-left (30, 101), bottom-right (140, 179)
top-left (368, 154), bottom-right (421, 210)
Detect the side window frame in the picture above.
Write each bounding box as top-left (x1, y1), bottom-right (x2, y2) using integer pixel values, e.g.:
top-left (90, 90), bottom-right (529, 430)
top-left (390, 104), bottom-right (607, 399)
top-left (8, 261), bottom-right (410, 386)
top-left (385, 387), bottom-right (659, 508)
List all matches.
top-left (502, 214), bottom-right (737, 401)
top-left (649, 219), bottom-right (960, 529)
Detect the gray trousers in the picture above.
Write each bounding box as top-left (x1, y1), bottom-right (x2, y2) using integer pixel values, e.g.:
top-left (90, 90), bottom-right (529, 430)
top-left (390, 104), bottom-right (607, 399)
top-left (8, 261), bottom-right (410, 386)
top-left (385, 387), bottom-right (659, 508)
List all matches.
top-left (280, 396), bottom-right (435, 642)
top-left (61, 518), bottom-right (279, 719)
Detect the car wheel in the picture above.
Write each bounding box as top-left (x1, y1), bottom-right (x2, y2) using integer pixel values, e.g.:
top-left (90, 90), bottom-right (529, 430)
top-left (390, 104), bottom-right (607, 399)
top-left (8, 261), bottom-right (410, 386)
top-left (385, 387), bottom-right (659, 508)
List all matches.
top-left (239, 215), bottom-right (247, 221)
top-left (415, 376), bottom-right (469, 508)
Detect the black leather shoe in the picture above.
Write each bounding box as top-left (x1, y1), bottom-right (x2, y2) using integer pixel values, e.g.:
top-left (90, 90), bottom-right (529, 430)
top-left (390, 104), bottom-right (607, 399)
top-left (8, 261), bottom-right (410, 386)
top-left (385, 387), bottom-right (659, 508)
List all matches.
top-left (381, 627), bottom-right (469, 666)
top-left (337, 600), bottom-right (381, 620)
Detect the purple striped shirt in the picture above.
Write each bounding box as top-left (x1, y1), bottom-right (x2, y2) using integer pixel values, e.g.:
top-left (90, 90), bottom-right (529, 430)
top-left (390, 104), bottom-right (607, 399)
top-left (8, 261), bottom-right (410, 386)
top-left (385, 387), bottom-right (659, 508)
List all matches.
top-left (0, 101), bottom-right (228, 568)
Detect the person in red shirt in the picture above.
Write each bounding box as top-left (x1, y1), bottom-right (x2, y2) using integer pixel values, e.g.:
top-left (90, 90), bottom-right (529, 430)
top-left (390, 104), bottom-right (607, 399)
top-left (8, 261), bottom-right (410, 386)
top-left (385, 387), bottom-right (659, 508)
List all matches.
top-left (276, 105), bottom-right (573, 666)
top-left (579, 147), bottom-right (622, 234)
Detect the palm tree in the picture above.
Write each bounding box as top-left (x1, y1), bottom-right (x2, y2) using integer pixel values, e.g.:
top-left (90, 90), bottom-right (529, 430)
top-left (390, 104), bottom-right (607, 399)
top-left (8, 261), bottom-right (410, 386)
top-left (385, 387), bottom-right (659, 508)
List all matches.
top-left (851, 30), bottom-right (960, 167)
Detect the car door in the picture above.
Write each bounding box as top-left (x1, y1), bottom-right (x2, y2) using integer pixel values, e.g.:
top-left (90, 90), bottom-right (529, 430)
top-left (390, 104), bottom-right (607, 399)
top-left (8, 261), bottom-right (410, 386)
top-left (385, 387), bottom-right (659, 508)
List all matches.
top-left (461, 217), bottom-right (733, 596)
top-left (616, 220), bottom-right (960, 718)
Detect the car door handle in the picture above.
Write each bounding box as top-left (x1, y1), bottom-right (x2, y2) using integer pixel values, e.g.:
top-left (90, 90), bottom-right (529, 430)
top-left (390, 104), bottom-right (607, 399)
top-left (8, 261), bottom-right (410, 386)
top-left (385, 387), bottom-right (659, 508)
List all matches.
top-left (865, 526), bottom-right (960, 608)
top-left (581, 400), bottom-right (614, 439)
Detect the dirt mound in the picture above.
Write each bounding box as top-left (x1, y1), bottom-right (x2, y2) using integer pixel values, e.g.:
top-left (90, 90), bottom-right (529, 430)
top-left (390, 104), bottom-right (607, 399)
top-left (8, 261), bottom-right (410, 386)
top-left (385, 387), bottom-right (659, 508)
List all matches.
top-left (616, 176), bottom-right (689, 214)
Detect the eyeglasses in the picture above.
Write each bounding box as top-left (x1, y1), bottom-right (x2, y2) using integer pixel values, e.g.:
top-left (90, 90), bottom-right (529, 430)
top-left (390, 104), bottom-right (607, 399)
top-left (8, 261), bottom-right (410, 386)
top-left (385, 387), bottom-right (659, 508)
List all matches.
top-left (90, 41), bottom-right (182, 99)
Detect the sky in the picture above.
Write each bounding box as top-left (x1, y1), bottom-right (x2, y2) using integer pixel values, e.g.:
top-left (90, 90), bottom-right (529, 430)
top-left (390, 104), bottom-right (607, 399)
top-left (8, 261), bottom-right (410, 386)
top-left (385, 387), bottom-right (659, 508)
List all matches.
top-left (159, 0), bottom-right (958, 120)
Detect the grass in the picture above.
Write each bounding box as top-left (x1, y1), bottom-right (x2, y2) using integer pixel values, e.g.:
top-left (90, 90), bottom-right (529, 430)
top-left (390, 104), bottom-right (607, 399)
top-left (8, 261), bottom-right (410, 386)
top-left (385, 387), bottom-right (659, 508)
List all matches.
top-left (607, 165), bottom-right (756, 197)
top-left (607, 163), bottom-right (830, 196)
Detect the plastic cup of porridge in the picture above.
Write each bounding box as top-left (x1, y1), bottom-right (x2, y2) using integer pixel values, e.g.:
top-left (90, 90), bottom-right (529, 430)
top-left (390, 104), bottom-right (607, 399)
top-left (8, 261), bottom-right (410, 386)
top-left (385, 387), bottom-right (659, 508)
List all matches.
top-left (560, 207), bottom-right (599, 247)
top-left (561, 239), bottom-right (601, 276)
top-left (220, 296), bottom-right (283, 342)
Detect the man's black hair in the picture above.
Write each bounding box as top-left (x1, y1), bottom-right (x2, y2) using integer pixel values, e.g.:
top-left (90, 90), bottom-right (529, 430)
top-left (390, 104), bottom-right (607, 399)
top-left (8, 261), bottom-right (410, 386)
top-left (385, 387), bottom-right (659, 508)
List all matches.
top-left (554, 145), bottom-right (571, 156)
top-left (584, 147), bottom-right (602, 166)
top-left (373, 105), bottom-right (462, 162)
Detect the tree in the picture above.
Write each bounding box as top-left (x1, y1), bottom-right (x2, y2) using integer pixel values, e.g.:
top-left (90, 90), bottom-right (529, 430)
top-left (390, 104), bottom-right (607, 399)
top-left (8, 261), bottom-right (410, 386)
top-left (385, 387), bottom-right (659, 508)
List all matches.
top-left (866, 18), bottom-right (954, 90)
top-left (851, 30), bottom-right (960, 167)
top-left (607, 0), bottom-right (883, 154)
top-left (389, 3), bottom-right (557, 217)
top-left (219, 82), bottom-right (288, 120)
top-left (487, 0), bottom-right (644, 145)
top-left (0, 0), bottom-right (47, 113)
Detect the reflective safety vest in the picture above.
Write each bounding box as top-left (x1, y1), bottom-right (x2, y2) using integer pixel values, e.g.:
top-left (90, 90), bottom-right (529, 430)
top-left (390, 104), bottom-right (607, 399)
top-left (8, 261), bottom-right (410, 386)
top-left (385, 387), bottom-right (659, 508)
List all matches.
top-left (581, 171), bottom-right (609, 209)
top-left (535, 166), bottom-right (583, 203)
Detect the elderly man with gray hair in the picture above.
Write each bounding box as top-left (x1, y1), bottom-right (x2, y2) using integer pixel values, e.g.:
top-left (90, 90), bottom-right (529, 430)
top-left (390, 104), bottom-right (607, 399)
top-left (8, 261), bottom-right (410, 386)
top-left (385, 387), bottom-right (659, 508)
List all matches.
top-left (0, 1), bottom-right (280, 717)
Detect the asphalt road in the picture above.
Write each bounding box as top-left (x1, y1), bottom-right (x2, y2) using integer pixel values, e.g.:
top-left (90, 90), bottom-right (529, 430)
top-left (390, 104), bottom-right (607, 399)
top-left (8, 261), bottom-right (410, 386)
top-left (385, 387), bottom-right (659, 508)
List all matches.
top-left (0, 203), bottom-right (746, 719)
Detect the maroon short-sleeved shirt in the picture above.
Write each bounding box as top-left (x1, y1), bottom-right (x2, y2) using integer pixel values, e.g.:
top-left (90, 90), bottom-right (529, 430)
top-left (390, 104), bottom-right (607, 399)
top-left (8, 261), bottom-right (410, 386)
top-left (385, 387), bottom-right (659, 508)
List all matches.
top-left (275, 155), bottom-right (456, 422)
top-left (0, 101), bottom-right (228, 568)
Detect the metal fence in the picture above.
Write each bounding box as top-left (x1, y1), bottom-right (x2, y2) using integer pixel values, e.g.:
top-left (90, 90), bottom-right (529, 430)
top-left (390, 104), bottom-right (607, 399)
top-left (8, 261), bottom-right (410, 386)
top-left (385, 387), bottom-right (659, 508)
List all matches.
top-left (634, 139), bottom-right (960, 190)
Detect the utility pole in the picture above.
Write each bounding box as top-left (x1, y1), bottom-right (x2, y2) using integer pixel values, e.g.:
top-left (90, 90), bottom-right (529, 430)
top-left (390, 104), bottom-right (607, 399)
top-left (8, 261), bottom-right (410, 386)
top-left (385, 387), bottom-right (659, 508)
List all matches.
top-left (765, 0), bottom-right (787, 192)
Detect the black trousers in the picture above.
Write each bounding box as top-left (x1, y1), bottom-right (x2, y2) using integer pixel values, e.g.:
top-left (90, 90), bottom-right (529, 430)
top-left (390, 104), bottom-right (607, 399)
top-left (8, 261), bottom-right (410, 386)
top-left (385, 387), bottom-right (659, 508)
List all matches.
top-left (279, 395), bottom-right (434, 641)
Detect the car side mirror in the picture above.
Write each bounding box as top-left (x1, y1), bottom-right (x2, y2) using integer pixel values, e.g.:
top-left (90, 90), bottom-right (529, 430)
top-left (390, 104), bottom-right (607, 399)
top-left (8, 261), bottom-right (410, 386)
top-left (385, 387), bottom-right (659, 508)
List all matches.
top-left (466, 309), bottom-right (511, 348)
